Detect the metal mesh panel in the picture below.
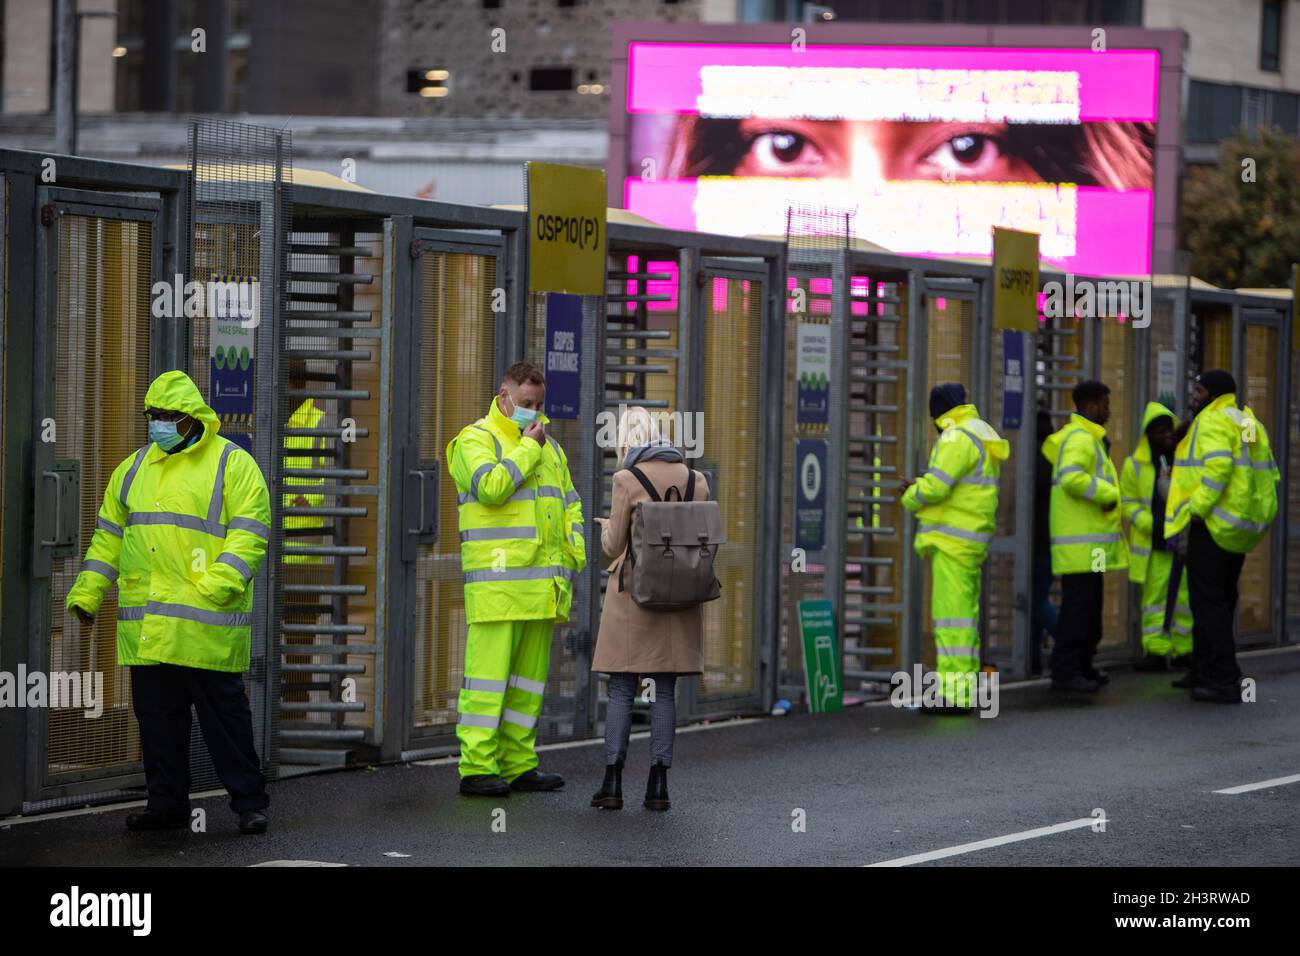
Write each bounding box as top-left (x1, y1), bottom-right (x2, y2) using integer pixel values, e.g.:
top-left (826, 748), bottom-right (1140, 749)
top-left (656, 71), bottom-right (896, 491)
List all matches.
top-left (1239, 323), bottom-right (1277, 636)
top-left (1147, 296), bottom-right (1177, 405)
top-left (187, 118), bottom-right (292, 783)
top-left (47, 215), bottom-right (152, 778)
top-left (412, 251), bottom-right (495, 731)
top-left (699, 274), bottom-right (762, 702)
top-left (1097, 317), bottom-right (1135, 656)
top-left (843, 273), bottom-right (908, 685)
top-left (984, 329), bottom-right (1018, 661)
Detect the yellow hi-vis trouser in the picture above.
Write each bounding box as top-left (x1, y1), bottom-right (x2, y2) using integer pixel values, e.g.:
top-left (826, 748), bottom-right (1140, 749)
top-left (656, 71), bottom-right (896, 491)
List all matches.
top-left (1140, 550), bottom-right (1192, 657)
top-left (931, 551), bottom-right (981, 708)
top-left (457, 619), bottom-right (553, 781)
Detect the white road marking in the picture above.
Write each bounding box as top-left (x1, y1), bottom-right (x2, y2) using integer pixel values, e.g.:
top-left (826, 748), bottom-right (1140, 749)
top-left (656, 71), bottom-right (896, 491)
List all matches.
top-left (866, 816), bottom-right (1100, 867)
top-left (1213, 773), bottom-right (1300, 795)
top-left (249, 860), bottom-right (347, 867)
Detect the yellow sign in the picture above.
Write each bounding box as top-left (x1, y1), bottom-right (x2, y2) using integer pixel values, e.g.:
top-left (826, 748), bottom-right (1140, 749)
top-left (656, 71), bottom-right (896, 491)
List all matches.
top-left (992, 227), bottom-right (1040, 333)
top-left (527, 162), bottom-right (606, 296)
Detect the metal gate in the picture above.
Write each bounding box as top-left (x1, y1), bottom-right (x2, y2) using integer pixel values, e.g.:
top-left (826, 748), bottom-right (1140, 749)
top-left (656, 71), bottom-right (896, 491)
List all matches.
top-left (26, 188), bottom-right (162, 809)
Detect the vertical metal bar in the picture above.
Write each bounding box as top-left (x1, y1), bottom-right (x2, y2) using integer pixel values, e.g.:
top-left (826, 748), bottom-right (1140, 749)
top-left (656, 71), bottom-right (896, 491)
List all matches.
top-left (54, 0), bottom-right (76, 155)
top-left (760, 247), bottom-right (786, 710)
top-left (901, 268), bottom-right (926, 670)
top-left (824, 249), bottom-right (848, 665)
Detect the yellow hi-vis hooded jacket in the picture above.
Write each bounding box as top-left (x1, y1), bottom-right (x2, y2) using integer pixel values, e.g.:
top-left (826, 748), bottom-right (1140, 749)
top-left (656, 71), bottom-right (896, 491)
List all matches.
top-left (1119, 401), bottom-right (1178, 584)
top-left (447, 396), bottom-right (586, 624)
top-left (65, 370), bottom-right (272, 672)
top-left (900, 404), bottom-right (1009, 568)
top-left (1042, 412), bottom-right (1128, 575)
top-left (1164, 392), bottom-right (1279, 553)
top-left (282, 397), bottom-right (325, 564)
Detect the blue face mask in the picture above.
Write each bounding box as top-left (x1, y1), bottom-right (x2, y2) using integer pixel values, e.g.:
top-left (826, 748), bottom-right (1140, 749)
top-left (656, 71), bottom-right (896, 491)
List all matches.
top-left (148, 419), bottom-right (186, 451)
top-left (505, 393), bottom-right (538, 429)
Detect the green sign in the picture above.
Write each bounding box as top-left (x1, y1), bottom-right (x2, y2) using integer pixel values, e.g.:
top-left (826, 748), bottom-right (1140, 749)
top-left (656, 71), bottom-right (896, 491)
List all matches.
top-left (797, 599), bottom-right (842, 713)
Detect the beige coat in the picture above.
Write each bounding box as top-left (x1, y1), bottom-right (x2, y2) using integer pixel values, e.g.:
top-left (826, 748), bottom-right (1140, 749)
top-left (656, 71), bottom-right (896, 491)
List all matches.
top-left (591, 459), bottom-right (710, 675)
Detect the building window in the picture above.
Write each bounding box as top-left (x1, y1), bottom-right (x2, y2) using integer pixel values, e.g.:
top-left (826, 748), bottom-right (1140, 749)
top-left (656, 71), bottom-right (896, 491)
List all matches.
top-left (1260, 0), bottom-right (1282, 72)
top-left (483, 0), bottom-right (502, 7)
top-left (529, 67), bottom-right (574, 91)
top-left (407, 69), bottom-right (451, 98)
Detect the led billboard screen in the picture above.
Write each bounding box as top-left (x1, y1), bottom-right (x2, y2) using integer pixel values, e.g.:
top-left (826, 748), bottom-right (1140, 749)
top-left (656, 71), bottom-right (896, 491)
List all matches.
top-left (618, 40), bottom-right (1163, 276)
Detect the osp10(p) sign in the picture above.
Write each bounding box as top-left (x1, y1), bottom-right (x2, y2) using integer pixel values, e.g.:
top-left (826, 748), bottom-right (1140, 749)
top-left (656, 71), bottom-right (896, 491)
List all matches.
top-left (527, 162), bottom-right (606, 296)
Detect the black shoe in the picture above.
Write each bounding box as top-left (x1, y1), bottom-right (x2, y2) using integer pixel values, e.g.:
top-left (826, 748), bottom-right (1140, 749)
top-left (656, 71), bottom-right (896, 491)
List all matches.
top-left (509, 769), bottom-right (564, 792)
top-left (591, 760), bottom-right (624, 810)
top-left (125, 808), bottom-right (188, 831)
top-left (1084, 667), bottom-right (1110, 685)
top-left (644, 761), bottom-right (670, 811)
top-left (1191, 683), bottom-right (1242, 704)
top-left (238, 810), bottom-right (268, 834)
top-left (1172, 654), bottom-right (1194, 670)
top-left (1171, 673), bottom-right (1199, 689)
top-left (920, 703), bottom-right (974, 715)
top-left (459, 774), bottom-right (510, 797)
top-left (1133, 654), bottom-right (1169, 672)
top-left (1050, 675), bottom-right (1100, 693)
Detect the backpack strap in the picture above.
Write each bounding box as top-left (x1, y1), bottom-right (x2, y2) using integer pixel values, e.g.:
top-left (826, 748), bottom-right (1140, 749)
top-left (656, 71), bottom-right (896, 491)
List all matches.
top-left (685, 468), bottom-right (696, 502)
top-left (626, 465), bottom-right (661, 501)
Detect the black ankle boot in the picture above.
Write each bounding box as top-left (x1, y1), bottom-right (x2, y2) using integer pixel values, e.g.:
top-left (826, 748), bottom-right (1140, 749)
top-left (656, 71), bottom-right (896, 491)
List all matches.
top-left (644, 761), bottom-right (670, 811)
top-left (591, 760), bottom-right (623, 810)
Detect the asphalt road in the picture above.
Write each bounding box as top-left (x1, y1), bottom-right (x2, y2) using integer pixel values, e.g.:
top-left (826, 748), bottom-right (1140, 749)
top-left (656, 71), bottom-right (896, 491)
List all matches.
top-left (3, 647), bottom-right (1298, 867)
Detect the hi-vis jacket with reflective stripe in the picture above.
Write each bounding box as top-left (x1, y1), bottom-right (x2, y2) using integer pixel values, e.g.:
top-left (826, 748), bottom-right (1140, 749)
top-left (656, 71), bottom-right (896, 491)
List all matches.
top-left (1120, 401), bottom-right (1178, 584)
top-left (282, 398), bottom-right (325, 565)
top-left (65, 371), bottom-right (272, 672)
top-left (1163, 393), bottom-right (1279, 554)
top-left (900, 404), bottom-right (1009, 568)
top-left (1042, 412), bottom-right (1128, 575)
top-left (447, 396), bottom-right (586, 624)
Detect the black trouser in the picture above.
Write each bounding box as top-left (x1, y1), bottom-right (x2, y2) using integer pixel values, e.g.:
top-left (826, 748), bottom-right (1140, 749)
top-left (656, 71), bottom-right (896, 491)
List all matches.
top-left (1052, 571), bottom-right (1105, 680)
top-left (1186, 520), bottom-right (1246, 689)
top-left (130, 663), bottom-right (269, 816)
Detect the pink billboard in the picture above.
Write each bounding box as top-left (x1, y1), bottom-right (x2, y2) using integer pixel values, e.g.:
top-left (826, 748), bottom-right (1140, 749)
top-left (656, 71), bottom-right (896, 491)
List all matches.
top-left (618, 39), bottom-right (1163, 277)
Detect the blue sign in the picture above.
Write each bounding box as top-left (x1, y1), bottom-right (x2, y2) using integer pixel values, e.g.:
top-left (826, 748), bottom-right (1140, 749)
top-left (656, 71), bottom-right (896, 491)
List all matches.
top-left (795, 439), bottom-right (827, 551)
top-left (543, 293), bottom-right (582, 420)
top-left (1001, 329), bottom-right (1025, 431)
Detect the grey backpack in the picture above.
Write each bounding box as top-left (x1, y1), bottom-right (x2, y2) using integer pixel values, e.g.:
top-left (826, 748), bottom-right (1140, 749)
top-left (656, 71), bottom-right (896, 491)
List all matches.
top-left (618, 465), bottom-right (724, 611)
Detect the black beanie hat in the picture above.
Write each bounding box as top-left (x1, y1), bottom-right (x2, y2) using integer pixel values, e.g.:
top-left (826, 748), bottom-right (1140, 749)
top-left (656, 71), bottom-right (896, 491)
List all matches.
top-left (1196, 369), bottom-right (1236, 399)
top-left (929, 383), bottom-right (967, 419)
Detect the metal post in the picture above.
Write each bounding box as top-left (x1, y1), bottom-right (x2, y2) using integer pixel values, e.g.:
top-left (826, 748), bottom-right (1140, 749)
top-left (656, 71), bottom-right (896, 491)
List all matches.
top-left (54, 0), bottom-right (76, 155)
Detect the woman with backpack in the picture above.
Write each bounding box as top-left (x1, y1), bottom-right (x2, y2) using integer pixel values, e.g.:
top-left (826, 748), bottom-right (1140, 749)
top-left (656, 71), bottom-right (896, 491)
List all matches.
top-left (590, 406), bottom-right (714, 812)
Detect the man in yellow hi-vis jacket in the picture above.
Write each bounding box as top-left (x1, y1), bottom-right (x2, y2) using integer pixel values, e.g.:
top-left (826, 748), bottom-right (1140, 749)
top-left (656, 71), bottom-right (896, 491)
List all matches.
top-left (65, 371), bottom-right (272, 833)
top-left (1120, 402), bottom-right (1193, 670)
top-left (447, 361), bottom-right (586, 797)
top-left (900, 384), bottom-right (1009, 713)
top-left (1164, 370), bottom-right (1279, 703)
top-left (1042, 380), bottom-right (1128, 694)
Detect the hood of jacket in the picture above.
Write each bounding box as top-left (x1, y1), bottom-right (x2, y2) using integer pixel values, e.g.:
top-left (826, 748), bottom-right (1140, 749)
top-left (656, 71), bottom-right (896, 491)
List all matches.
top-left (144, 370), bottom-right (221, 435)
top-left (937, 404), bottom-right (1010, 462)
top-left (1131, 401), bottom-right (1177, 464)
top-left (1041, 412), bottom-right (1105, 463)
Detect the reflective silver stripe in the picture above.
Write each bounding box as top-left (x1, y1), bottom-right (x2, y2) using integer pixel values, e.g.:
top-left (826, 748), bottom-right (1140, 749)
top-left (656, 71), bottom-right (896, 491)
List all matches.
top-left (960, 475), bottom-right (998, 486)
top-left (1200, 477), bottom-right (1225, 492)
top-left (208, 443), bottom-right (237, 523)
top-left (1174, 458), bottom-right (1200, 467)
top-left (535, 486), bottom-right (564, 499)
top-left (1132, 460), bottom-right (1142, 476)
top-left (1175, 605), bottom-right (1193, 616)
top-left (545, 435), bottom-right (561, 459)
top-left (459, 487), bottom-right (536, 505)
top-left (462, 677), bottom-right (508, 694)
top-left (1127, 544), bottom-right (1151, 557)
top-left (458, 711), bottom-right (500, 729)
top-left (933, 618), bottom-right (977, 628)
top-left (926, 467), bottom-right (957, 487)
top-left (1142, 604), bottom-right (1166, 615)
top-left (508, 674), bottom-right (547, 695)
top-left (119, 446), bottom-right (149, 508)
top-left (1210, 507), bottom-right (1267, 533)
top-left (469, 461), bottom-right (495, 498)
top-left (81, 559), bottom-right (118, 582)
top-left (97, 516), bottom-right (124, 537)
top-left (564, 489), bottom-right (581, 507)
top-left (1201, 449), bottom-right (1232, 461)
top-left (463, 565), bottom-right (566, 584)
top-left (502, 458), bottom-right (524, 487)
top-left (117, 605), bottom-right (145, 621)
top-left (935, 645), bottom-right (979, 655)
top-left (1081, 475), bottom-right (1099, 500)
top-left (571, 523), bottom-right (582, 535)
top-left (557, 567), bottom-right (577, 581)
top-left (1050, 533), bottom-right (1122, 545)
top-left (955, 428), bottom-right (987, 479)
top-left (145, 601), bottom-right (251, 627)
top-left (917, 523), bottom-right (994, 543)
top-left (216, 552), bottom-right (254, 582)
top-left (229, 516), bottom-right (270, 539)
top-left (1057, 465), bottom-right (1086, 478)
top-left (458, 492), bottom-right (475, 505)
top-left (1141, 625), bottom-right (1168, 636)
top-left (502, 707), bottom-right (537, 729)
top-left (459, 526), bottom-right (538, 542)
top-left (127, 511), bottom-right (226, 537)
top-left (473, 424), bottom-right (502, 461)
top-left (1171, 500), bottom-right (1191, 519)
top-left (1120, 496), bottom-right (1143, 504)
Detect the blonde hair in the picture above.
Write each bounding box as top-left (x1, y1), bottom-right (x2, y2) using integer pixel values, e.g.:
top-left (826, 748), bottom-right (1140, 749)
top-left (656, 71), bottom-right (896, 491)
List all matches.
top-left (616, 405), bottom-right (660, 464)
